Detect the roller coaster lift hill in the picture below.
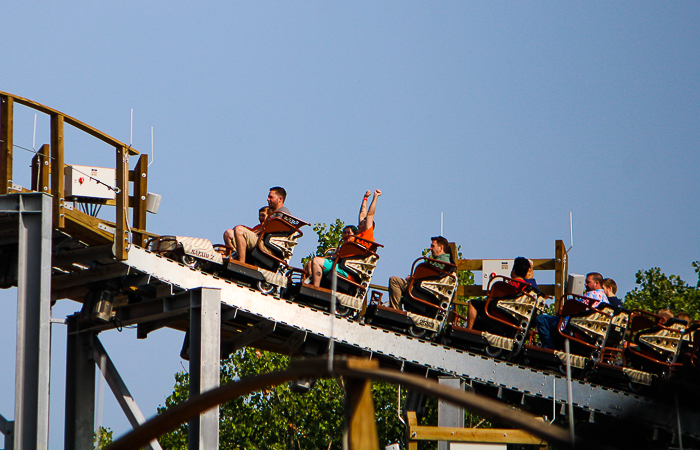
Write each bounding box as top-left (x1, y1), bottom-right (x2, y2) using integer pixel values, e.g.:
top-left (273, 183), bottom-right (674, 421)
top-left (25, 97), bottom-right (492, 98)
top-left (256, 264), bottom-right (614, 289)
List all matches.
top-left (1, 91), bottom-right (699, 448)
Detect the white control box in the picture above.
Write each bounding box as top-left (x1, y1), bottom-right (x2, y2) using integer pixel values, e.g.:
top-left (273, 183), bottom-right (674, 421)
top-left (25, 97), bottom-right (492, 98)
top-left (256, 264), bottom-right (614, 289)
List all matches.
top-left (481, 259), bottom-right (514, 288)
top-left (65, 165), bottom-right (116, 200)
top-left (567, 273), bottom-right (585, 295)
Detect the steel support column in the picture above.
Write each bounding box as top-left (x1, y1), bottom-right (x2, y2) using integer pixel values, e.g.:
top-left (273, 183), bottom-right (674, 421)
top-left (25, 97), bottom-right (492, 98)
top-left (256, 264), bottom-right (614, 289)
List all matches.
top-left (1, 193), bottom-right (53, 450)
top-left (438, 377), bottom-right (465, 450)
top-left (64, 315), bottom-right (95, 450)
top-left (0, 413), bottom-right (15, 450)
top-left (188, 288), bottom-right (221, 450)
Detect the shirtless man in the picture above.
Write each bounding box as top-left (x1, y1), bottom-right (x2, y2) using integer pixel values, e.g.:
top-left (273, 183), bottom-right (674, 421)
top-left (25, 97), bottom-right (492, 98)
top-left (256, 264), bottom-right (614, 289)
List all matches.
top-left (227, 187), bottom-right (290, 263)
top-left (305, 189), bottom-right (381, 287)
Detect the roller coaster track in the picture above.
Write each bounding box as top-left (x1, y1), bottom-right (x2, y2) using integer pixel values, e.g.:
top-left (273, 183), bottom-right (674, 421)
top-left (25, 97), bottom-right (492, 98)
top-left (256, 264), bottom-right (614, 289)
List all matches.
top-left (81, 245), bottom-right (696, 441)
top-left (1, 91), bottom-right (696, 446)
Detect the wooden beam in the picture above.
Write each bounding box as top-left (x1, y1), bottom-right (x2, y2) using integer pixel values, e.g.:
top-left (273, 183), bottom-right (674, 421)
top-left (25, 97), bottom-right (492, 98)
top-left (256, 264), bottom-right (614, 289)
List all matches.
top-left (407, 411), bottom-right (418, 450)
top-left (0, 95), bottom-right (13, 194)
top-left (63, 208), bottom-right (115, 246)
top-left (554, 240), bottom-right (567, 310)
top-left (345, 359), bottom-right (380, 450)
top-left (131, 155), bottom-right (148, 248)
top-left (408, 424), bottom-right (547, 446)
top-left (30, 144), bottom-right (51, 194)
top-left (457, 258), bottom-right (555, 273)
top-left (0, 91), bottom-right (138, 156)
top-left (456, 284), bottom-right (554, 298)
top-left (39, 144), bottom-right (51, 194)
top-left (115, 146), bottom-right (129, 260)
top-left (51, 114), bottom-right (65, 228)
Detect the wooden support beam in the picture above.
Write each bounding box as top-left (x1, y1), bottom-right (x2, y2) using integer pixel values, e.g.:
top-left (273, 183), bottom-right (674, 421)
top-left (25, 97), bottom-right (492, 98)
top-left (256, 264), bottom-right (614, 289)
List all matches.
top-left (0, 91), bottom-right (139, 156)
top-left (409, 424), bottom-right (548, 446)
top-left (131, 155), bottom-right (148, 248)
top-left (457, 258), bottom-right (555, 273)
top-left (1, 95), bottom-right (14, 194)
top-left (115, 146), bottom-right (129, 260)
top-left (31, 144), bottom-right (51, 194)
top-left (344, 359), bottom-right (380, 450)
top-left (554, 240), bottom-right (567, 311)
top-left (407, 411), bottom-right (547, 448)
top-left (457, 284), bottom-right (555, 298)
top-left (407, 411), bottom-right (418, 450)
top-left (51, 114), bottom-right (65, 228)
top-left (63, 208), bottom-right (115, 245)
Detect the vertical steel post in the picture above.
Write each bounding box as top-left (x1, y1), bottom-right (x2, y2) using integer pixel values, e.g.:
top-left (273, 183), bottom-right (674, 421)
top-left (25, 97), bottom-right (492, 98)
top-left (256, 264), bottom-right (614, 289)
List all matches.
top-left (6, 193), bottom-right (52, 450)
top-left (437, 377), bottom-right (465, 450)
top-left (188, 288), bottom-right (221, 450)
top-left (64, 315), bottom-right (96, 450)
top-left (0, 414), bottom-right (15, 450)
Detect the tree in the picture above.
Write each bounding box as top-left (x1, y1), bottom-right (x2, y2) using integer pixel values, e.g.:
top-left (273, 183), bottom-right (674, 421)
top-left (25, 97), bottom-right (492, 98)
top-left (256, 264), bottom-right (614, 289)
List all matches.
top-left (301, 220), bottom-right (346, 267)
top-left (623, 261), bottom-right (700, 319)
top-left (157, 348), bottom-right (410, 449)
top-left (95, 426), bottom-right (113, 449)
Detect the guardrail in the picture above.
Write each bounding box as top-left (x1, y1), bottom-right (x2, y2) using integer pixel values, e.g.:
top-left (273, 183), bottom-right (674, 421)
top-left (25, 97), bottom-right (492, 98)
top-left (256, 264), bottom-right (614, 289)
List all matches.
top-left (0, 91), bottom-right (152, 259)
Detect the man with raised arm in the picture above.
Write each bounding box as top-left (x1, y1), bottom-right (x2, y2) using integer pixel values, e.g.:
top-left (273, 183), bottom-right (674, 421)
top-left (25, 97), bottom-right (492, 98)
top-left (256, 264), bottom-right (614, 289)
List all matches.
top-left (305, 189), bottom-right (381, 287)
top-left (535, 271), bottom-right (609, 349)
top-left (228, 186), bottom-right (290, 263)
top-left (388, 236), bottom-right (451, 310)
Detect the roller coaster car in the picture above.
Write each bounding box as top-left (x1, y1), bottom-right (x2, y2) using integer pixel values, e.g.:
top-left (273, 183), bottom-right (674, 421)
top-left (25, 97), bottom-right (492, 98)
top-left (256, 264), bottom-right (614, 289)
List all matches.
top-left (522, 294), bottom-right (615, 373)
top-left (443, 276), bottom-right (545, 360)
top-left (677, 321), bottom-right (700, 380)
top-left (287, 236), bottom-right (383, 317)
top-left (593, 312), bottom-right (689, 392)
top-left (365, 256), bottom-right (457, 339)
top-left (148, 236), bottom-right (224, 269)
top-left (624, 311), bottom-right (686, 380)
top-left (217, 212), bottom-right (309, 294)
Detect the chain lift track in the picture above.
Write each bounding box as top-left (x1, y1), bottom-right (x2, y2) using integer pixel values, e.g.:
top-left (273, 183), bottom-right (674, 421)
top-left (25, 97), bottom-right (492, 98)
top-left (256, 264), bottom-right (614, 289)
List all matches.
top-left (78, 245), bottom-right (696, 440)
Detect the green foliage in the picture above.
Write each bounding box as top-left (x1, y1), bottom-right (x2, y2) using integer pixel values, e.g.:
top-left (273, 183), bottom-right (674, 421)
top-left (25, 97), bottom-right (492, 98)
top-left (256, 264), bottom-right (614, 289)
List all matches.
top-left (158, 348), bottom-right (409, 449)
top-left (623, 261), bottom-right (700, 319)
top-left (94, 426), bottom-right (113, 449)
top-left (301, 219), bottom-right (346, 267)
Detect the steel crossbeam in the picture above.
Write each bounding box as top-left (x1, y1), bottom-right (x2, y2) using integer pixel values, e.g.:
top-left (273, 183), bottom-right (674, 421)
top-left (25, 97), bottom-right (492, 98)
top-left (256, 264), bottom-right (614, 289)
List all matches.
top-left (121, 246), bottom-right (699, 439)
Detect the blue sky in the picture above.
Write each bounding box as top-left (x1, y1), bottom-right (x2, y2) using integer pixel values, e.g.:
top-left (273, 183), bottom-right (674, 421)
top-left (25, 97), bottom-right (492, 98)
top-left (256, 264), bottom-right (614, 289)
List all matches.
top-left (1, 2), bottom-right (699, 446)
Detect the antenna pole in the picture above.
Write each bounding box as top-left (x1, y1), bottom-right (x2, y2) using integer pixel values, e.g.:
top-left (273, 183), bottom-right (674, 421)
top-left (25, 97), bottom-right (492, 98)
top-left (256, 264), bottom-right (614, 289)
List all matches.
top-left (441, 212), bottom-right (443, 236)
top-left (149, 126), bottom-right (154, 167)
top-left (569, 212), bottom-right (574, 251)
top-left (32, 113), bottom-right (37, 150)
top-left (130, 108), bottom-right (133, 147)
